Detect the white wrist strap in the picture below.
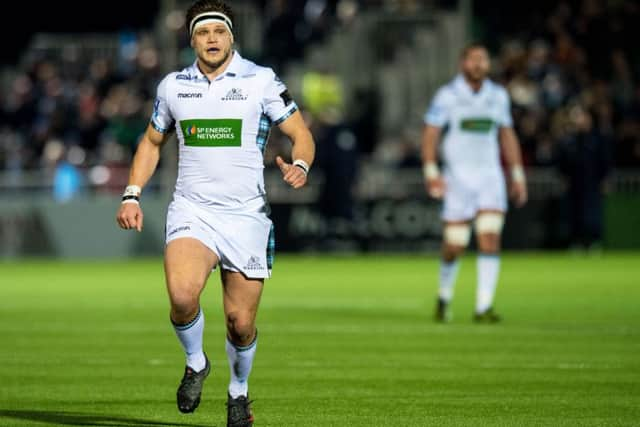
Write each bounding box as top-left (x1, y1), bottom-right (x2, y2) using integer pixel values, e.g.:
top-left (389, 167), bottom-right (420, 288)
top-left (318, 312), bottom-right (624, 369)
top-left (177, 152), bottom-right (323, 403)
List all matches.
top-left (123, 185), bottom-right (141, 197)
top-left (511, 165), bottom-right (525, 183)
top-left (122, 185), bottom-right (141, 204)
top-left (423, 163), bottom-right (440, 180)
top-left (293, 159), bottom-right (310, 175)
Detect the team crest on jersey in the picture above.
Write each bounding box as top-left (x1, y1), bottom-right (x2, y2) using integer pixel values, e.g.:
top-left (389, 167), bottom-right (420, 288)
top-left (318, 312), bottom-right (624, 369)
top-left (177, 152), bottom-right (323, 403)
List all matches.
top-left (221, 88), bottom-right (248, 101)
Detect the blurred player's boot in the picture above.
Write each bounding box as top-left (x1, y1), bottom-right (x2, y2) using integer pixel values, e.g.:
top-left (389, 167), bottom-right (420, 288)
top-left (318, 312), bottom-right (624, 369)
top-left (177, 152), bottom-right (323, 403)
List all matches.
top-left (227, 394), bottom-right (254, 427)
top-left (434, 298), bottom-right (452, 323)
top-left (473, 307), bottom-right (501, 323)
top-left (177, 354), bottom-right (210, 413)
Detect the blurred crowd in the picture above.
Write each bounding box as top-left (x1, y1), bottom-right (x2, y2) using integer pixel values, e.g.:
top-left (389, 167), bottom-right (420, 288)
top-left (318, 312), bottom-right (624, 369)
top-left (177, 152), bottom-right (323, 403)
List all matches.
top-left (489, 0), bottom-right (640, 169)
top-left (256, 0), bottom-right (439, 71)
top-left (0, 33), bottom-right (163, 198)
top-left (1, 0), bottom-right (638, 203)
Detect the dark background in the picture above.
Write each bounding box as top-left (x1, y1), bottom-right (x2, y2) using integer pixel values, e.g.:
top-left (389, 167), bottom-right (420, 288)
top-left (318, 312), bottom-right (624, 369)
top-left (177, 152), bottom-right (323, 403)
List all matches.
top-left (2, 1), bottom-right (159, 65)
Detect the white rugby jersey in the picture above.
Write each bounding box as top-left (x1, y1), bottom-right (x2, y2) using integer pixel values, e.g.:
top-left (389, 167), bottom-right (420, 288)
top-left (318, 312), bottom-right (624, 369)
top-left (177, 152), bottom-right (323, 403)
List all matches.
top-left (151, 51), bottom-right (298, 211)
top-left (424, 74), bottom-right (513, 185)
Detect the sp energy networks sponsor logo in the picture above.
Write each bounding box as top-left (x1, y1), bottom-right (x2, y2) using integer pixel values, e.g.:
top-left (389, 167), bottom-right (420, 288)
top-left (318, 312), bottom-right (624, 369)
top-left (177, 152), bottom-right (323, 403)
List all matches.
top-left (180, 119), bottom-right (242, 147)
top-left (459, 117), bottom-right (494, 133)
top-left (178, 92), bottom-right (203, 99)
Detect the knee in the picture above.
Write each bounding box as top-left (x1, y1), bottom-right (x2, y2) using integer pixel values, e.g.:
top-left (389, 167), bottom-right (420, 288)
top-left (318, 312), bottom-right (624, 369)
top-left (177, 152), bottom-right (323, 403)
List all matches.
top-left (478, 235), bottom-right (501, 253)
top-left (226, 311), bottom-right (255, 344)
top-left (167, 279), bottom-right (201, 320)
top-left (442, 243), bottom-right (465, 262)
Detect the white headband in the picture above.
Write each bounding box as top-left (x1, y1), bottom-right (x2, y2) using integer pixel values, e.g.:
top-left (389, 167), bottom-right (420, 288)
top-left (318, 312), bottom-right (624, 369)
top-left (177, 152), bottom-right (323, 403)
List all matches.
top-left (189, 12), bottom-right (233, 37)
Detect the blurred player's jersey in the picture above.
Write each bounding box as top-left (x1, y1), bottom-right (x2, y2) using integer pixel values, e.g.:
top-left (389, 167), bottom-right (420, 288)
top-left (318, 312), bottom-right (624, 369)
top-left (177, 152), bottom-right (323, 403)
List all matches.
top-left (151, 51), bottom-right (297, 212)
top-left (424, 74), bottom-right (512, 187)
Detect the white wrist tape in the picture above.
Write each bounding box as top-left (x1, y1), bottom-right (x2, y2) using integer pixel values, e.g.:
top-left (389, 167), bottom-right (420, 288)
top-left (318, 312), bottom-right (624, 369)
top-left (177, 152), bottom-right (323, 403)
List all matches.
top-left (293, 159), bottom-right (310, 175)
top-left (444, 224), bottom-right (471, 247)
top-left (511, 166), bottom-right (525, 183)
top-left (123, 185), bottom-right (142, 197)
top-left (475, 212), bottom-right (505, 234)
top-left (423, 163), bottom-right (440, 180)
top-left (121, 199), bottom-right (140, 205)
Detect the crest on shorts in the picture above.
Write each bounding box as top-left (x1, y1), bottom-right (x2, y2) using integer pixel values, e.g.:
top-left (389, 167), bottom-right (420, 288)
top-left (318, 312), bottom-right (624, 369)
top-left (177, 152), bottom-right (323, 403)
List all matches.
top-left (244, 256), bottom-right (263, 270)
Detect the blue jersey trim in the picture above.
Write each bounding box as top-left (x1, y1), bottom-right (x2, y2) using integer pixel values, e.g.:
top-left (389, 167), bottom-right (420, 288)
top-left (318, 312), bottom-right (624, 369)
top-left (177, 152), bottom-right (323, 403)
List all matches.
top-left (151, 120), bottom-right (170, 134)
top-left (273, 104), bottom-right (298, 126)
top-left (266, 223), bottom-right (275, 270)
top-left (256, 113), bottom-right (272, 153)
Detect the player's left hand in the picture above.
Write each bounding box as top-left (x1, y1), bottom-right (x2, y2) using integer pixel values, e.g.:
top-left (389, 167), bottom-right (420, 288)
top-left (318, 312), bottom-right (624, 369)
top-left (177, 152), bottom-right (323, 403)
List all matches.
top-left (510, 181), bottom-right (528, 207)
top-left (276, 156), bottom-right (307, 189)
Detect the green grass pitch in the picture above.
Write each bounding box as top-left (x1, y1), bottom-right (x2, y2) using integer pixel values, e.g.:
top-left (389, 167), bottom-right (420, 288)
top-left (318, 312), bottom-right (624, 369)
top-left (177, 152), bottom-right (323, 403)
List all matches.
top-left (1, 253), bottom-right (639, 426)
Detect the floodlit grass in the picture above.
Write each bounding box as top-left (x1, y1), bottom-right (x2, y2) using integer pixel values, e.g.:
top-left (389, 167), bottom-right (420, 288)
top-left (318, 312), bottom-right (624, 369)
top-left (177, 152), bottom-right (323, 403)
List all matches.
top-left (1, 252), bottom-right (639, 426)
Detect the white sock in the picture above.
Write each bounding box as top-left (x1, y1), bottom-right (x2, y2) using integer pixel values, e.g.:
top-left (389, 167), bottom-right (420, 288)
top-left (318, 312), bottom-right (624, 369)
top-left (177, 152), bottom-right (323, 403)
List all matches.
top-left (476, 254), bottom-right (500, 313)
top-left (439, 259), bottom-right (460, 302)
top-left (172, 308), bottom-right (206, 372)
top-left (226, 334), bottom-right (258, 398)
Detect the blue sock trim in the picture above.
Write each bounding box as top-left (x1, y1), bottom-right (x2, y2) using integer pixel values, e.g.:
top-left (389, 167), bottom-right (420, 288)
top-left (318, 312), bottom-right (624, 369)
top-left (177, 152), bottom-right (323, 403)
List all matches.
top-left (227, 330), bottom-right (258, 352)
top-left (171, 308), bottom-right (202, 331)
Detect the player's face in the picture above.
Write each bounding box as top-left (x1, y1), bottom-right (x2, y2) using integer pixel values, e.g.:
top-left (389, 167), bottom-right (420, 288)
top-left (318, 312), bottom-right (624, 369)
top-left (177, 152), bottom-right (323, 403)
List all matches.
top-left (461, 48), bottom-right (490, 83)
top-left (191, 22), bottom-right (233, 71)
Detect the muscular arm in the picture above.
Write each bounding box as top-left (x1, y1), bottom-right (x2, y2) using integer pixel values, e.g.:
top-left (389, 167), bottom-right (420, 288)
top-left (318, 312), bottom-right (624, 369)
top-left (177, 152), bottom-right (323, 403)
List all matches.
top-left (499, 127), bottom-right (524, 170)
top-left (116, 124), bottom-right (168, 231)
top-left (128, 124), bottom-right (168, 188)
top-left (421, 125), bottom-right (441, 165)
top-left (499, 126), bottom-right (527, 207)
top-left (275, 110), bottom-right (315, 189)
top-left (421, 125), bottom-right (445, 198)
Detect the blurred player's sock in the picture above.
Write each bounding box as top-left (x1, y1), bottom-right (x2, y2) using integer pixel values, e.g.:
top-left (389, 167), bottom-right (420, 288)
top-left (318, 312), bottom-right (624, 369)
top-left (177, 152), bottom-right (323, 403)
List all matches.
top-left (226, 333), bottom-right (258, 398)
top-left (476, 254), bottom-right (500, 314)
top-left (172, 307), bottom-right (207, 372)
top-left (438, 259), bottom-right (460, 302)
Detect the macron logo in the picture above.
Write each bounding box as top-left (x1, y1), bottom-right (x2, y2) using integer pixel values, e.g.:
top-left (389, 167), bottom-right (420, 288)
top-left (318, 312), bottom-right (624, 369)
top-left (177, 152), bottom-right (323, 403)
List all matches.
top-left (178, 93), bottom-right (203, 99)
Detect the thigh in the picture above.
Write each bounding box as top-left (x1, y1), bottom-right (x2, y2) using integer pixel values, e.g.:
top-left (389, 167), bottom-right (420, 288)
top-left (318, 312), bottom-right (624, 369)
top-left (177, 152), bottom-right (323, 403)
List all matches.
top-left (221, 270), bottom-right (264, 320)
top-left (165, 237), bottom-right (219, 300)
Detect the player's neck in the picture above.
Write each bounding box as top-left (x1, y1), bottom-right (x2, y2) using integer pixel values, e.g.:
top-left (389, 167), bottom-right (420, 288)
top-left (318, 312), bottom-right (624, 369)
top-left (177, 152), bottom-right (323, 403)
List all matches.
top-left (198, 51), bottom-right (234, 81)
top-left (465, 78), bottom-right (483, 93)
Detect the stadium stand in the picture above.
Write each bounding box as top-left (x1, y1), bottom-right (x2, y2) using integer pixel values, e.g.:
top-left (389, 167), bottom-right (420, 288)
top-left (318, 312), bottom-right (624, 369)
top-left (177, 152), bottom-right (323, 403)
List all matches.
top-left (0, 0), bottom-right (638, 254)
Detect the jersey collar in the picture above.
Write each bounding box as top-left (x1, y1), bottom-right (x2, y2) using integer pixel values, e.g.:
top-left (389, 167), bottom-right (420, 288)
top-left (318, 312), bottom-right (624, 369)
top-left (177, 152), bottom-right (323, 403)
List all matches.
top-left (191, 50), bottom-right (244, 82)
top-left (454, 73), bottom-right (488, 97)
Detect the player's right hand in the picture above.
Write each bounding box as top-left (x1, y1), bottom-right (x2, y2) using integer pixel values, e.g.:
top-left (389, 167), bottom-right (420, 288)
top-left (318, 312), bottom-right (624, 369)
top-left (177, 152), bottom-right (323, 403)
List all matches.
top-left (426, 177), bottom-right (446, 199)
top-left (116, 203), bottom-right (144, 232)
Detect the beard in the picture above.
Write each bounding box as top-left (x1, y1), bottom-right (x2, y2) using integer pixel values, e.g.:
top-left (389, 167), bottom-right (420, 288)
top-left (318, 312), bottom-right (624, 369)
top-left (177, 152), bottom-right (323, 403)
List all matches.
top-left (200, 46), bottom-right (232, 71)
top-left (463, 68), bottom-right (486, 84)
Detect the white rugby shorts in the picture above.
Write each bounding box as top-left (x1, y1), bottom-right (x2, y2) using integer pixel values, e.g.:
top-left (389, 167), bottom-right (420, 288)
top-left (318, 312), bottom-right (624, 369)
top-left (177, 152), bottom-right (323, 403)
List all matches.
top-left (165, 195), bottom-right (274, 279)
top-left (441, 173), bottom-right (507, 222)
